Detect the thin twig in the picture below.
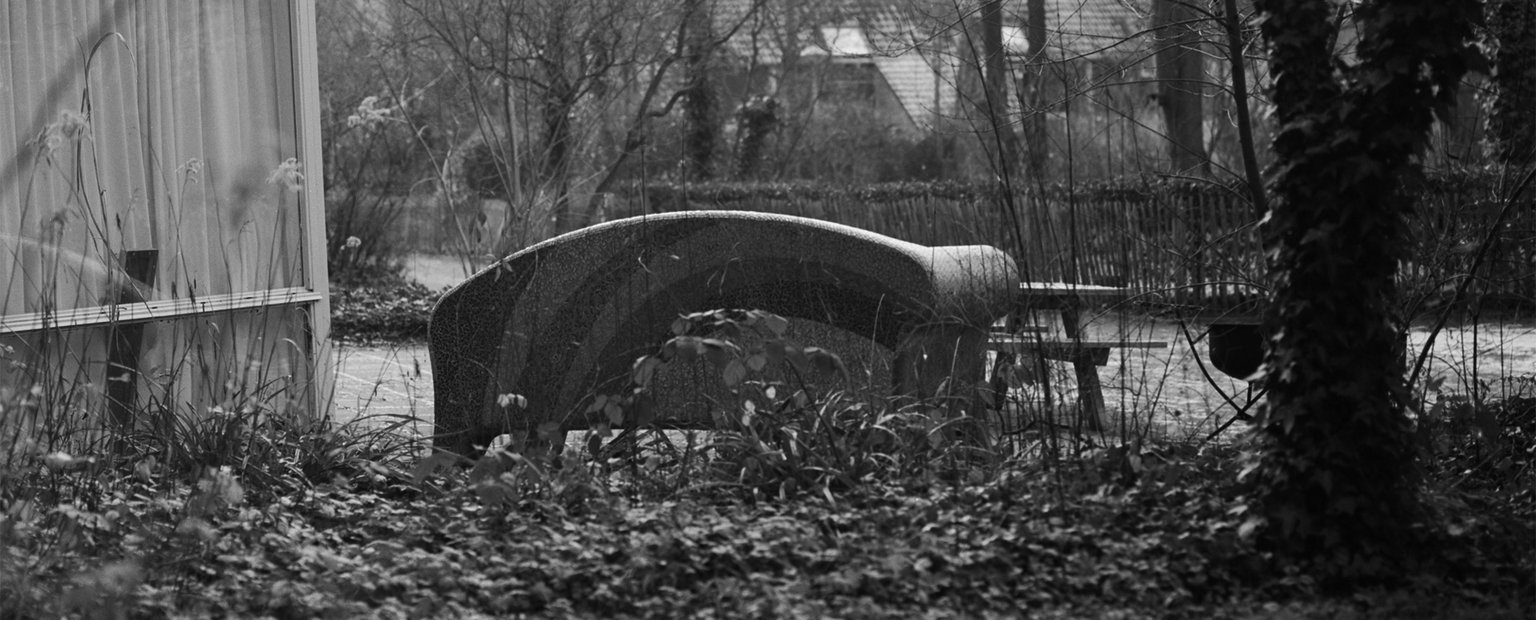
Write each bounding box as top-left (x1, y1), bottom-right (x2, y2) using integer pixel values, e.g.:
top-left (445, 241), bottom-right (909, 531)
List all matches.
top-left (1407, 166), bottom-right (1536, 389)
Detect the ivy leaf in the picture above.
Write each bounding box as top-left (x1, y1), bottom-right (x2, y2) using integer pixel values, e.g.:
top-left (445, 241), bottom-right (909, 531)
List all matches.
top-left (410, 450), bottom-right (463, 484)
top-left (475, 479), bottom-right (518, 508)
top-left (1238, 516), bottom-right (1263, 541)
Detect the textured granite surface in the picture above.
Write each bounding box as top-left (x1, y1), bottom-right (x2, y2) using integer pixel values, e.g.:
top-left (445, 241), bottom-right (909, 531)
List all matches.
top-left (428, 211), bottom-right (1017, 456)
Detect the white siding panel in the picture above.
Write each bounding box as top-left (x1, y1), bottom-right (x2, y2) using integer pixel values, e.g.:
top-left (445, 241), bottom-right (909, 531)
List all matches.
top-left (1, 0), bottom-right (328, 418)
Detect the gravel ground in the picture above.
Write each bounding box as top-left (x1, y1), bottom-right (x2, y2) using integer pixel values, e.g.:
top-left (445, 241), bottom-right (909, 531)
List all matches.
top-left (373, 253), bottom-right (1536, 448)
top-left (327, 311), bottom-right (1536, 451)
top-left (1044, 311), bottom-right (1536, 443)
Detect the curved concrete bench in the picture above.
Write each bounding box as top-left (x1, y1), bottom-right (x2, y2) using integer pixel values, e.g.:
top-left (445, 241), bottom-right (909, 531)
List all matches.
top-left (428, 211), bottom-right (1018, 456)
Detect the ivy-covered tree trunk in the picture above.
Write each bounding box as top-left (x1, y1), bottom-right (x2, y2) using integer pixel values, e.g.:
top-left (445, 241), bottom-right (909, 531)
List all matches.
top-left (1250, 0), bottom-right (1480, 579)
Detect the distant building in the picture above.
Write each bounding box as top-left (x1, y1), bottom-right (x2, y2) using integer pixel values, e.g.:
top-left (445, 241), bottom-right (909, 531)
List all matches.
top-left (711, 0), bottom-right (1154, 134)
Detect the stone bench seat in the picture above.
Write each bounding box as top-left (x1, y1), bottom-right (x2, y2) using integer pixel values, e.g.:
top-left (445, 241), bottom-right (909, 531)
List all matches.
top-left (428, 211), bottom-right (1018, 457)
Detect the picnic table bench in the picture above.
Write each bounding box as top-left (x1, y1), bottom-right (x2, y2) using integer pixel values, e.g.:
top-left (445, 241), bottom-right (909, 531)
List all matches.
top-left (988, 282), bottom-right (1167, 430)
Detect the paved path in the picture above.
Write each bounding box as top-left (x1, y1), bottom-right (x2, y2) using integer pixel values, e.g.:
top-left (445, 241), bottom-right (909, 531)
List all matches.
top-left (322, 319), bottom-right (1536, 450)
top-left (329, 343), bottom-right (434, 440)
top-left (327, 342), bottom-right (587, 453)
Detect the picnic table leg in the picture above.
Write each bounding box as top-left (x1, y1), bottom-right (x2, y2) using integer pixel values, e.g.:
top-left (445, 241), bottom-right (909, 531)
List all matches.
top-left (1073, 358), bottom-right (1107, 431)
top-left (988, 350), bottom-right (1014, 411)
top-left (987, 309), bottom-right (1026, 412)
top-left (1060, 306), bottom-right (1108, 431)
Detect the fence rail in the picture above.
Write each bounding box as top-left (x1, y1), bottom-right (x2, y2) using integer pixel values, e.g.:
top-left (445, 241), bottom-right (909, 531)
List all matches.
top-left (391, 176), bottom-right (1535, 312)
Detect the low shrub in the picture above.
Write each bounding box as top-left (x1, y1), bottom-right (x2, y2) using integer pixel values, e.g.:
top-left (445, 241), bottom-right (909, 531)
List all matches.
top-left (578, 309), bottom-right (996, 501)
top-left (1424, 390), bottom-right (1536, 492)
top-left (1418, 383), bottom-right (1536, 560)
top-left (0, 328), bottom-right (426, 618)
top-left (325, 191), bottom-right (410, 283)
top-left (329, 276), bottom-right (439, 344)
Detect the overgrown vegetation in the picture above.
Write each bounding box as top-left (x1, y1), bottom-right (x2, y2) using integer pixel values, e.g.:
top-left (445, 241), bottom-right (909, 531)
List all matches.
top-left (6, 0), bottom-right (1535, 617)
top-left (2, 406), bottom-right (1531, 616)
top-left (4, 305), bottom-right (1533, 617)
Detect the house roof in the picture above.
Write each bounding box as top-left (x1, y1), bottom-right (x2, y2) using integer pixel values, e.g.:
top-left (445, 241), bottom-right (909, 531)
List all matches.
top-left (711, 0), bottom-right (1152, 128)
top-left (1011, 0), bottom-right (1151, 60)
top-left (803, 25), bottom-right (874, 57)
top-left (715, 0), bottom-right (1149, 62)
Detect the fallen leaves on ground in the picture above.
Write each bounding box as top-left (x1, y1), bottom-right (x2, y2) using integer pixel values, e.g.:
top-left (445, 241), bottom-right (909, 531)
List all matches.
top-left (8, 448), bottom-right (1531, 619)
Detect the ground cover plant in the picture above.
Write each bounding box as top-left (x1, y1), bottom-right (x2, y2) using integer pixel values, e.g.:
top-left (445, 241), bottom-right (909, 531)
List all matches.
top-left (329, 274), bottom-right (441, 345)
top-left (3, 306), bottom-right (1533, 618)
top-left (5, 1), bottom-right (1535, 615)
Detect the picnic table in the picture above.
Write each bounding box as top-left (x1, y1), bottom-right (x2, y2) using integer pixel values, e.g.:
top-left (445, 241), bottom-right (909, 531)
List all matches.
top-left (988, 282), bottom-right (1167, 430)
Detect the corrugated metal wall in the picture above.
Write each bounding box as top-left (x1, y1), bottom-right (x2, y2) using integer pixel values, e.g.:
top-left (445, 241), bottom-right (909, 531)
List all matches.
top-left (1, 0), bottom-right (328, 425)
top-left (1, 1), bottom-right (306, 310)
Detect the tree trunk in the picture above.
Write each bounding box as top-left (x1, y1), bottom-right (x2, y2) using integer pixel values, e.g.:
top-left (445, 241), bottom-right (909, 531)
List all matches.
top-left (1019, 0), bottom-right (1048, 180)
top-left (540, 10), bottom-right (578, 235)
top-left (980, 0), bottom-right (1018, 175)
top-left (1153, 0), bottom-right (1209, 174)
top-left (1251, 0), bottom-right (1480, 581)
top-left (541, 80), bottom-right (578, 234)
top-left (682, 0), bottom-right (717, 180)
top-left (1220, 0), bottom-right (1266, 216)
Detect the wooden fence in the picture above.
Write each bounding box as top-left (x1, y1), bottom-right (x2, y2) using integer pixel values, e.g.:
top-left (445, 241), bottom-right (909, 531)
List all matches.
top-left (608, 176), bottom-right (1536, 311)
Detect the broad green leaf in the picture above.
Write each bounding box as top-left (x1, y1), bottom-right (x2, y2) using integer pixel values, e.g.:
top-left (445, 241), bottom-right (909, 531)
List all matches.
top-left (536, 421), bottom-right (562, 441)
top-left (722, 359), bottom-right (747, 387)
top-left (633, 356), bottom-right (664, 387)
top-left (670, 336), bottom-right (704, 363)
top-left (762, 313), bottom-right (789, 338)
top-left (701, 338), bottom-right (740, 369)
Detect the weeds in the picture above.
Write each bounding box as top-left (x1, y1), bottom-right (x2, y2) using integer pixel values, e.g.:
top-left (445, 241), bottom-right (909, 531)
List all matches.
top-left (621, 309), bottom-right (999, 500)
top-left (6, 298), bottom-right (1535, 616)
